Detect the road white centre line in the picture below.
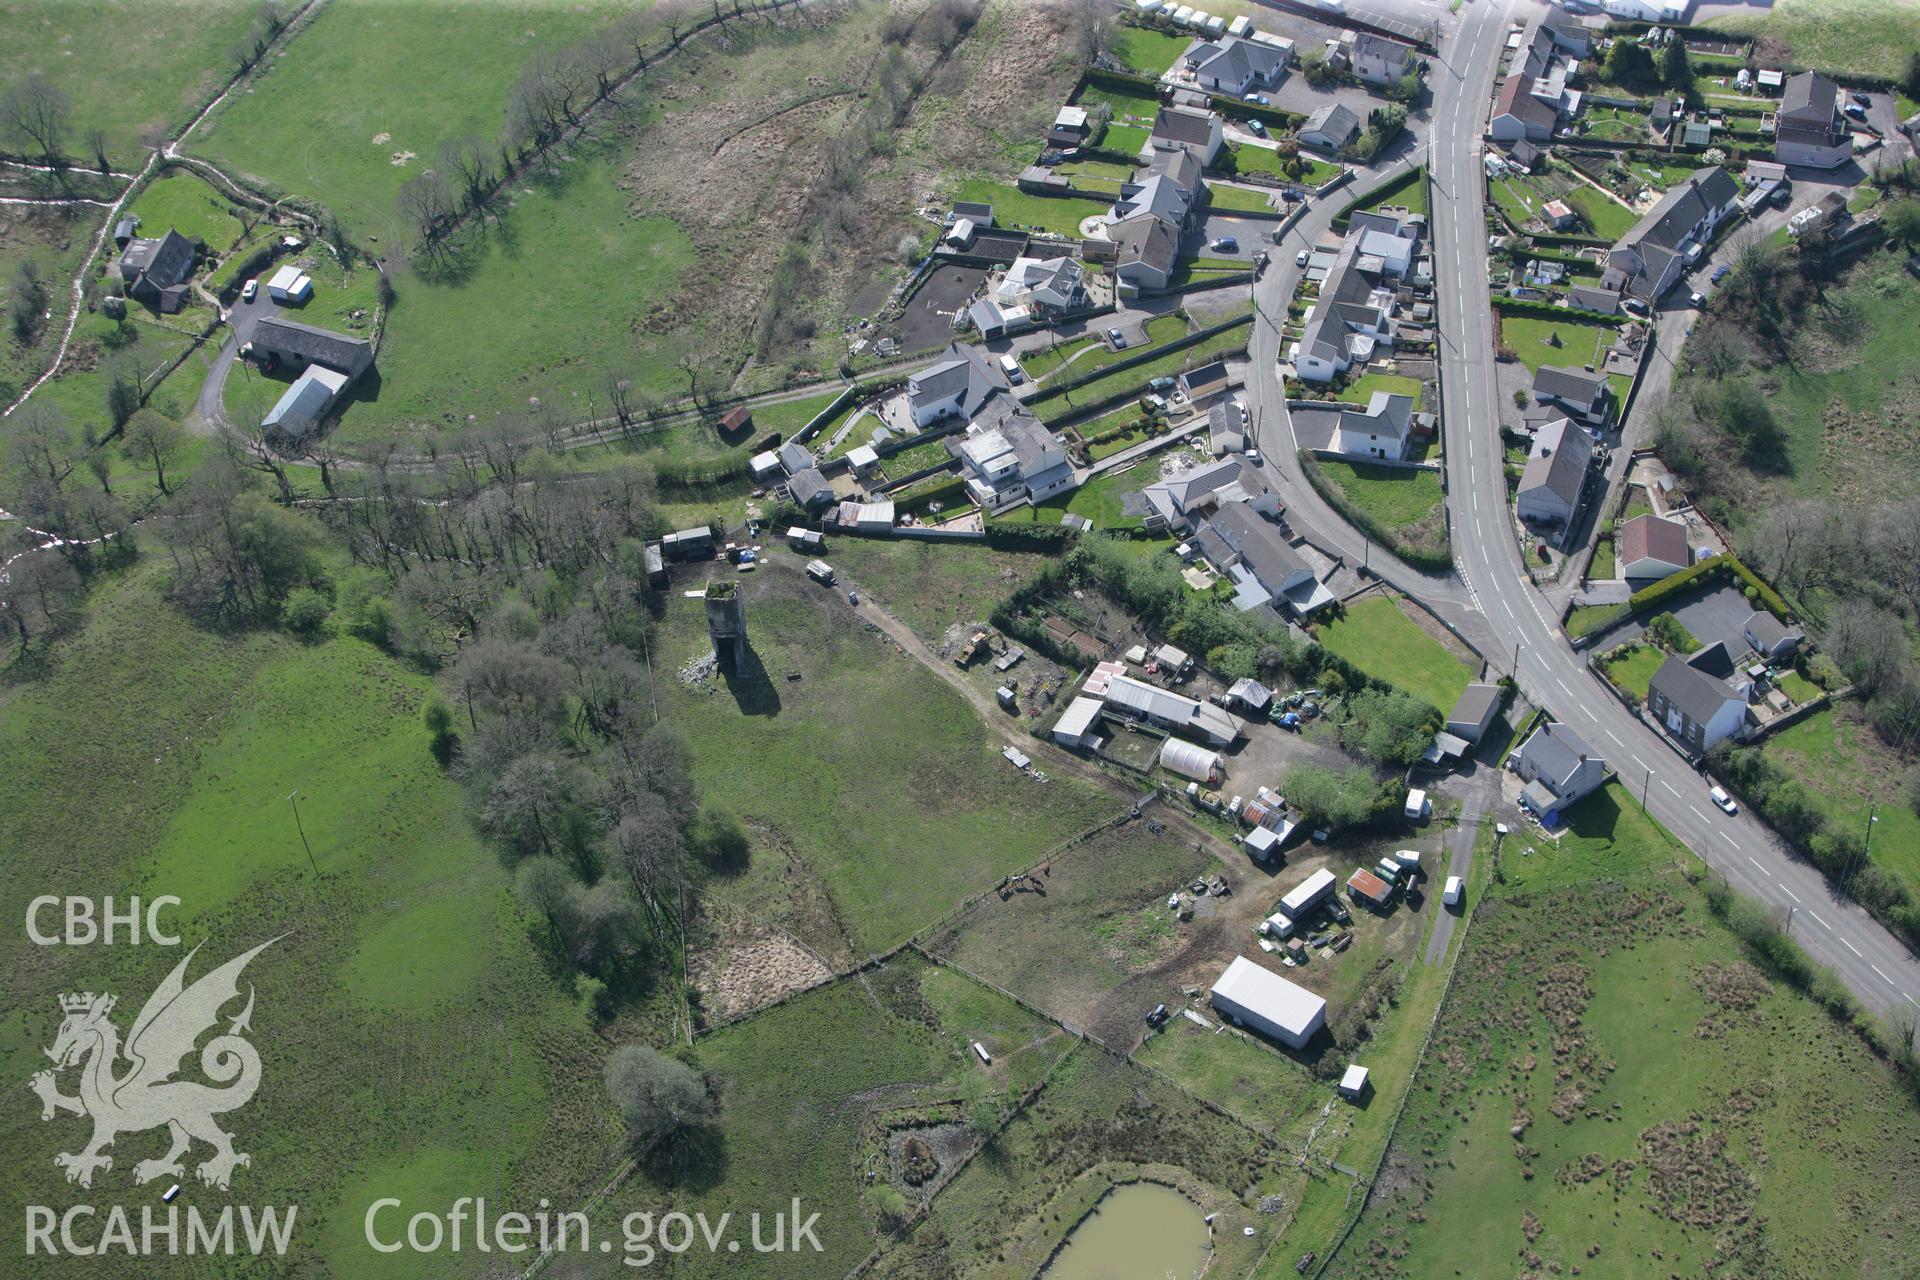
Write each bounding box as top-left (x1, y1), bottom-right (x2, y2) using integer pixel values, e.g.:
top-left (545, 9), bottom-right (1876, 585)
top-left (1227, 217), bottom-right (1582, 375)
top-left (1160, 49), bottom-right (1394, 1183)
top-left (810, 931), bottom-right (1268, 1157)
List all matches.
top-left (1808, 910), bottom-right (1831, 931)
top-left (1745, 855), bottom-right (1770, 878)
top-left (1660, 779), bottom-right (1681, 798)
top-left (1632, 755), bottom-right (1651, 774)
top-left (1554, 677), bottom-right (1571, 695)
top-left (1871, 964), bottom-right (1894, 986)
top-left (1841, 936), bottom-right (1863, 957)
top-left (1604, 729), bottom-right (1622, 745)
top-left (1783, 886), bottom-right (1801, 904)
top-left (1906, 992), bottom-right (1919, 1008)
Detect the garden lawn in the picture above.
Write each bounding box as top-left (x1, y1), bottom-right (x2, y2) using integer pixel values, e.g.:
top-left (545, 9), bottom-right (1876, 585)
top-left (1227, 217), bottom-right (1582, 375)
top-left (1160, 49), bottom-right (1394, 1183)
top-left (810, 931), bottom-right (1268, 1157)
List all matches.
top-left (1030, 313), bottom-right (1186, 385)
top-left (1348, 166), bottom-right (1426, 219)
top-left (1231, 144), bottom-right (1341, 187)
top-left (1498, 312), bottom-right (1615, 375)
top-left (1112, 24), bottom-right (1193, 75)
top-left (1763, 704), bottom-right (1920, 905)
top-left (0, 571), bottom-right (613, 1280)
top-left (1033, 319), bottom-right (1250, 422)
top-left (0, 0), bottom-right (261, 167)
top-left (1334, 371), bottom-right (1422, 410)
top-left (1077, 84), bottom-right (1164, 125)
top-left (124, 169), bottom-right (247, 254)
top-left (656, 577), bottom-right (1116, 953)
top-left (1598, 640), bottom-right (1665, 701)
top-left (187, 0), bottom-right (629, 236)
top-left (1316, 594), bottom-right (1473, 711)
top-left (1560, 181), bottom-right (1638, 241)
top-left (1589, 535), bottom-right (1617, 579)
top-left (1207, 182), bottom-right (1276, 213)
top-left (951, 180), bottom-right (1111, 236)
top-left (332, 154), bottom-right (699, 439)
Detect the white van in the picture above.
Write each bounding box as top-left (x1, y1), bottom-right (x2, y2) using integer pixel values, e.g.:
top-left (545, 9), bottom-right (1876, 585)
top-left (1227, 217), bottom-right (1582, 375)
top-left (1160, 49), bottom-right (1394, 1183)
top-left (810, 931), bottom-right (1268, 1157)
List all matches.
top-left (999, 353), bottom-right (1024, 383)
top-left (1443, 875), bottom-right (1463, 907)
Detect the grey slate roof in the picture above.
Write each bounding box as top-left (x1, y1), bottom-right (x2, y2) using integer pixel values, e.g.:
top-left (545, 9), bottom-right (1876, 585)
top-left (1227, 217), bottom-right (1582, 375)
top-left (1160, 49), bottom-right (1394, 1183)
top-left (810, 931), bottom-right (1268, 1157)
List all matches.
top-left (787, 468), bottom-right (832, 509)
top-left (1567, 284), bottom-right (1621, 314)
top-left (1650, 651), bottom-right (1741, 726)
top-left (1111, 213), bottom-right (1179, 275)
top-left (1449, 682), bottom-right (1500, 729)
top-left (1301, 103), bottom-right (1359, 146)
top-left (1146, 143), bottom-right (1203, 193)
top-left (1189, 35), bottom-right (1288, 86)
top-left (1519, 417), bottom-right (1592, 506)
top-left (1780, 71), bottom-right (1837, 125)
top-left (1337, 391), bottom-right (1415, 442)
top-left (908, 342), bottom-right (1009, 418)
top-left (1744, 610), bottom-right (1803, 653)
top-left (1204, 502), bottom-right (1310, 587)
top-left (1618, 166), bottom-right (1738, 253)
top-left (251, 315), bottom-right (373, 376)
top-left (1532, 364), bottom-right (1609, 406)
top-left (1151, 105), bottom-right (1218, 149)
top-left (1519, 721), bottom-right (1600, 789)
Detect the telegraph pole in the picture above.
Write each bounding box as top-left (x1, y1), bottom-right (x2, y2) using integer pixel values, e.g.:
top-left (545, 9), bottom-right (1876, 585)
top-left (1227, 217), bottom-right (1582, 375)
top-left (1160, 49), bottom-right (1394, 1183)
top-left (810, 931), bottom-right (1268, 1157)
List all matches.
top-left (287, 790), bottom-right (317, 875)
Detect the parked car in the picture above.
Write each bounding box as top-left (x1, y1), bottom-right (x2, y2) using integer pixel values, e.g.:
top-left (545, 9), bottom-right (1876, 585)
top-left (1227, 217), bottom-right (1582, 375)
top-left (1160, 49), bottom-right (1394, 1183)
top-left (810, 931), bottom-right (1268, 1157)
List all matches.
top-left (1245, 448), bottom-right (1262, 466)
top-left (1147, 375), bottom-right (1176, 392)
top-left (1688, 290), bottom-right (1706, 307)
top-left (1295, 248), bottom-right (1310, 267)
top-left (1244, 93), bottom-right (1269, 105)
top-left (1107, 326), bottom-right (1127, 348)
top-left (1443, 875), bottom-right (1464, 907)
top-left (1710, 785), bottom-right (1738, 814)
top-left (1852, 90), bottom-right (1873, 106)
top-left (1247, 118), bottom-right (1266, 136)
top-left (241, 278), bottom-right (258, 302)
top-left (1710, 264), bottom-right (1731, 284)
top-left (1210, 236), bottom-right (1239, 253)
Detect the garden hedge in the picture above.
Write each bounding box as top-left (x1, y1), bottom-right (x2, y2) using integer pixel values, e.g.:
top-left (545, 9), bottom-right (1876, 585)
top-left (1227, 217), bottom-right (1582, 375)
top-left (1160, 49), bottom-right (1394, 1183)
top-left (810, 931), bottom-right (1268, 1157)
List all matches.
top-left (1628, 553), bottom-right (1792, 620)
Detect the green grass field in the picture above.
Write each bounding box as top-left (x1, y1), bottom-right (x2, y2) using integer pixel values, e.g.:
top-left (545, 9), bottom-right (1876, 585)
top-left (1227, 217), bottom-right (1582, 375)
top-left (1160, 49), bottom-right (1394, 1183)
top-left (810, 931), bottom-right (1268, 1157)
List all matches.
top-left (1560, 181), bottom-right (1638, 241)
top-left (1328, 784), bottom-right (1920, 1280)
top-left (952, 179), bottom-right (1110, 237)
top-left (1308, 458), bottom-right (1447, 567)
top-left (333, 154), bottom-right (697, 439)
top-left (0, 0), bottom-right (263, 168)
top-left (0, 205), bottom-right (105, 403)
top-left (125, 169), bottom-right (247, 254)
top-left (1077, 83), bottom-right (1164, 125)
top-left (827, 538), bottom-right (1051, 643)
top-left (1334, 371), bottom-right (1422, 410)
top-left (188, 0), bottom-right (628, 236)
top-left (1764, 703), bottom-right (1920, 905)
top-left (1597, 639), bottom-right (1665, 701)
top-left (1589, 535), bottom-right (1617, 579)
top-left (1316, 594), bottom-right (1473, 711)
top-left (0, 570), bottom-right (613, 1279)
top-left (656, 572), bottom-right (1116, 954)
top-left (1706, 0), bottom-right (1920, 80)
top-left (1111, 25), bottom-right (1193, 75)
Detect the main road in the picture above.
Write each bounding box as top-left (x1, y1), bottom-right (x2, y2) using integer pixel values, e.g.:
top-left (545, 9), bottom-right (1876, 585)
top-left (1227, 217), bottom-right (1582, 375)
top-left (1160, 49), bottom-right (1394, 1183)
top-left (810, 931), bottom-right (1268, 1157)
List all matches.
top-left (1246, 0), bottom-right (1919, 1018)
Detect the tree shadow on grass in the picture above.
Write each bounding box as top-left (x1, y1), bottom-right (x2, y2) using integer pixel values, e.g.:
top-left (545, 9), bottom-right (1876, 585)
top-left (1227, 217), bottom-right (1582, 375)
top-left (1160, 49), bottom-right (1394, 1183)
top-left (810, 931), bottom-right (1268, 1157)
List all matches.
top-left (639, 1122), bottom-right (730, 1194)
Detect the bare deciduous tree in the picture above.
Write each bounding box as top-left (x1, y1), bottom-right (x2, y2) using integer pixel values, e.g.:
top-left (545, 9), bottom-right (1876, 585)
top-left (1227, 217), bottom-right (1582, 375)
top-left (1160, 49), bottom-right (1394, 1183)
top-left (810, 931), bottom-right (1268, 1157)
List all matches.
top-left (0, 71), bottom-right (69, 165)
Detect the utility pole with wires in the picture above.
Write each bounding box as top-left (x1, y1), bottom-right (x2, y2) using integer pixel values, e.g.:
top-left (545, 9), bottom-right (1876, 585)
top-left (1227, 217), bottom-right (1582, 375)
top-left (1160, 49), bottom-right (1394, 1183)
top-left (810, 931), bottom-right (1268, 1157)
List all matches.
top-left (287, 789), bottom-right (317, 875)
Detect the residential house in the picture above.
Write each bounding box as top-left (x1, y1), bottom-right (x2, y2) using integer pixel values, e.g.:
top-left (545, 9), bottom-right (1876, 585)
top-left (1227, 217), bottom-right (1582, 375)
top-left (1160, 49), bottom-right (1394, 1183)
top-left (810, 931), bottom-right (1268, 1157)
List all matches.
top-left (1647, 643), bottom-right (1753, 753)
top-left (787, 468), bottom-right (834, 513)
top-left (117, 229), bottom-right (195, 313)
top-left (1179, 360), bottom-right (1232, 406)
top-left (1513, 720), bottom-right (1607, 819)
top-left (1139, 457), bottom-right (1255, 532)
top-left (1490, 74), bottom-right (1557, 143)
top-left (1186, 35), bottom-right (1288, 96)
top-left (1111, 214), bottom-right (1180, 293)
top-left (1743, 611), bottom-right (1805, 662)
top-left (1291, 238), bottom-right (1397, 383)
top-left (1349, 209), bottom-right (1421, 277)
top-left (1515, 415), bottom-right (1594, 530)
top-left (996, 255), bottom-right (1087, 314)
top-left (1334, 391), bottom-right (1416, 461)
top-left (1600, 165), bottom-right (1741, 301)
top-left (1774, 71), bottom-right (1852, 169)
top-left (1298, 102), bottom-right (1359, 153)
top-left (1193, 502), bottom-right (1334, 617)
top-left (1208, 399), bottom-right (1248, 455)
top-left (1109, 173), bottom-right (1194, 229)
top-left (1540, 8), bottom-right (1593, 58)
top-left (1599, 0), bottom-right (1690, 20)
top-left (1446, 683), bottom-right (1502, 744)
top-left (1145, 146), bottom-right (1204, 203)
top-left (1567, 284), bottom-right (1622, 315)
top-left (1349, 32), bottom-right (1412, 87)
top-left (1531, 365), bottom-right (1612, 426)
top-left (1617, 513), bottom-right (1691, 581)
top-left (905, 343), bottom-right (1009, 427)
top-left (1148, 105), bottom-right (1225, 166)
top-left (1515, 27), bottom-right (1555, 80)
top-left (955, 399), bottom-right (1074, 510)
top-left (777, 440), bottom-right (814, 475)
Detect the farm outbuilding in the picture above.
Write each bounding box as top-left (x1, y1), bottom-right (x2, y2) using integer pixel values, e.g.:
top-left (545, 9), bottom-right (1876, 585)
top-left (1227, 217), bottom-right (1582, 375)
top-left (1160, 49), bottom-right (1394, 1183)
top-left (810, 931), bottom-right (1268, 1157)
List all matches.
top-left (1159, 739), bottom-right (1223, 783)
top-left (750, 451), bottom-right (783, 481)
top-left (1346, 867), bottom-right (1393, 910)
top-left (266, 264), bottom-right (312, 303)
top-left (1228, 677), bottom-right (1272, 713)
top-left (1279, 867), bottom-right (1336, 919)
top-left (1339, 1064), bottom-right (1370, 1100)
top-left (1053, 696), bottom-right (1105, 749)
top-left (787, 527), bottom-right (825, 552)
top-left (1244, 826), bottom-right (1281, 859)
top-left (846, 444), bottom-right (880, 475)
top-left (1210, 956), bottom-right (1327, 1049)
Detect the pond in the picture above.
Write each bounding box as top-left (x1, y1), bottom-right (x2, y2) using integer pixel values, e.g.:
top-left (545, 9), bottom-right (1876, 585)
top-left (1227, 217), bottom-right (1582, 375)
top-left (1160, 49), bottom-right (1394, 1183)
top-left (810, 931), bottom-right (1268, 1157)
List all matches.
top-left (1042, 1181), bottom-right (1210, 1280)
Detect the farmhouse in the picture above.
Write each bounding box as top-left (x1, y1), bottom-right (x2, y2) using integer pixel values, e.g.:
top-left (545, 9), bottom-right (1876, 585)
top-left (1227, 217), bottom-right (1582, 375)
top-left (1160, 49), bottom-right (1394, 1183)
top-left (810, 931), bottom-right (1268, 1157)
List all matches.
top-left (906, 343), bottom-right (1010, 427)
top-left (248, 316), bottom-right (374, 444)
top-left (1617, 513), bottom-right (1691, 581)
top-left (1334, 390), bottom-right (1416, 461)
top-left (1530, 365), bottom-right (1612, 426)
top-left (1743, 611), bottom-right (1804, 662)
top-left (1774, 71), bottom-right (1852, 169)
top-left (1490, 73), bottom-right (1557, 143)
top-left (1513, 720), bottom-right (1606, 820)
top-left (1647, 643), bottom-right (1753, 753)
top-left (1599, 165), bottom-right (1740, 302)
top-left (1148, 105), bottom-right (1225, 166)
top-left (1515, 416), bottom-right (1594, 530)
top-left (1185, 34), bottom-right (1288, 96)
top-left (1210, 956), bottom-right (1326, 1049)
top-left (1298, 102), bottom-right (1360, 153)
top-left (1446, 682), bottom-right (1502, 744)
top-left (117, 229), bottom-right (195, 313)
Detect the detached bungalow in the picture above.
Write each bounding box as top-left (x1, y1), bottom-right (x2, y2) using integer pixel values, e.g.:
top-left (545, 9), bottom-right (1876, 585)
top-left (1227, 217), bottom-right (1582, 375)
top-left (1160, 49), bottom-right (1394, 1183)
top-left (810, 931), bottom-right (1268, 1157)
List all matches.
top-left (1617, 513), bottom-right (1691, 581)
top-left (1148, 105), bottom-right (1225, 166)
top-left (1298, 103), bottom-right (1360, 153)
top-left (1743, 611), bottom-right (1805, 662)
top-left (1513, 721), bottom-right (1606, 820)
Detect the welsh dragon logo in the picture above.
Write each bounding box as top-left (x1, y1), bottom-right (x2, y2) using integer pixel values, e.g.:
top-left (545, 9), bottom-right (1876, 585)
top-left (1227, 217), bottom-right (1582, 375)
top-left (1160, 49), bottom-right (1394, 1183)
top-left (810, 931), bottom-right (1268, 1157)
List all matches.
top-left (29, 939), bottom-right (277, 1192)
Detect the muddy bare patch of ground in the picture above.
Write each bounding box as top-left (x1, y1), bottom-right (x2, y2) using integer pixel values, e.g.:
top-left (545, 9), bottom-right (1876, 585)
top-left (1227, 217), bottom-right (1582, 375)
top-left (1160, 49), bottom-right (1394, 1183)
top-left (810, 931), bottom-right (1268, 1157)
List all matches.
top-left (688, 918), bottom-right (836, 1024)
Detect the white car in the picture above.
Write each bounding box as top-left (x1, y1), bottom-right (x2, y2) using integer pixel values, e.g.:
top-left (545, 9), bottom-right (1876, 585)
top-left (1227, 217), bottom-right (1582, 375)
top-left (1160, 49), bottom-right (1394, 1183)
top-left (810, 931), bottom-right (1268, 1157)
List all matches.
top-left (1443, 875), bottom-right (1464, 907)
top-left (241, 278), bottom-right (259, 302)
top-left (1295, 248), bottom-right (1309, 267)
top-left (1688, 290), bottom-right (1706, 307)
top-left (1710, 785), bottom-right (1738, 814)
